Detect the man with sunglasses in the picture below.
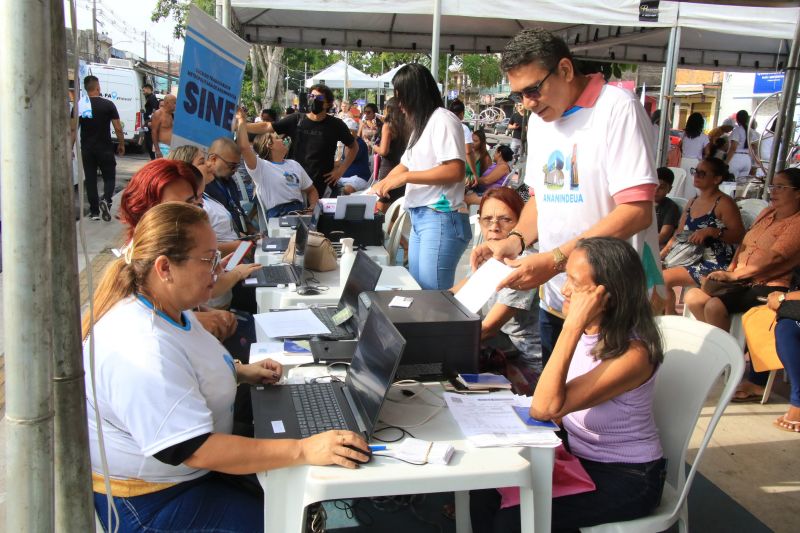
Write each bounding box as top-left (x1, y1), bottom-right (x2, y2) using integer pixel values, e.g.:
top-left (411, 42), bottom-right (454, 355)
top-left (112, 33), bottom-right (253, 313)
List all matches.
top-left (471, 28), bottom-right (663, 365)
top-left (246, 83), bottom-right (358, 197)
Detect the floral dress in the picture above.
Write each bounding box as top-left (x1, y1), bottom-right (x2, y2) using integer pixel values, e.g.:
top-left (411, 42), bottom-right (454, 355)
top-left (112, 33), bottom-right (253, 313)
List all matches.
top-left (684, 195), bottom-right (736, 284)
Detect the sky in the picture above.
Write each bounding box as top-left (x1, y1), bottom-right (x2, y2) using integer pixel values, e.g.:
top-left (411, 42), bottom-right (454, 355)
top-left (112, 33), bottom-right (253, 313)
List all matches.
top-left (64, 0), bottom-right (185, 62)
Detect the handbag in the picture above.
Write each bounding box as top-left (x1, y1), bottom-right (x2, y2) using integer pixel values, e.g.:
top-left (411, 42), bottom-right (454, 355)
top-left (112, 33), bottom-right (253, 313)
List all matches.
top-left (742, 306), bottom-right (782, 373)
top-left (700, 277), bottom-right (750, 298)
top-left (663, 231), bottom-right (703, 269)
top-left (282, 230), bottom-right (337, 272)
top-left (496, 444), bottom-right (596, 508)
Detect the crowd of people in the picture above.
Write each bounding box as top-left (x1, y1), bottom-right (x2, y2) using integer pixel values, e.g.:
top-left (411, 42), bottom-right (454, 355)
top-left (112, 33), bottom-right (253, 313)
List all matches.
top-left (79, 25), bottom-right (800, 533)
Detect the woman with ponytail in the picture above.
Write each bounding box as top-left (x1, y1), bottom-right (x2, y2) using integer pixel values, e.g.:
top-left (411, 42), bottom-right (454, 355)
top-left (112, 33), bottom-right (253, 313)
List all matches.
top-left (86, 202), bottom-right (369, 532)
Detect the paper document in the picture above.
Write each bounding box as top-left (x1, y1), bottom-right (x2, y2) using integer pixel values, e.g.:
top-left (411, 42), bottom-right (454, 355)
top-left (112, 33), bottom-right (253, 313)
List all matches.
top-left (444, 392), bottom-right (561, 448)
top-left (249, 341), bottom-right (284, 363)
top-left (253, 309), bottom-right (330, 338)
top-left (334, 194), bottom-right (378, 220)
top-left (454, 259), bottom-right (514, 314)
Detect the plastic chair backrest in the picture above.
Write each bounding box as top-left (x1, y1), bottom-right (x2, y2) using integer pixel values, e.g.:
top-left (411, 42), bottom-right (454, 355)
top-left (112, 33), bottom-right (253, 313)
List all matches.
top-left (385, 209), bottom-right (410, 266)
top-left (652, 316), bottom-right (744, 507)
top-left (737, 198), bottom-right (768, 230)
top-left (382, 196), bottom-right (405, 237)
top-left (670, 196), bottom-right (688, 214)
top-left (666, 167), bottom-right (687, 198)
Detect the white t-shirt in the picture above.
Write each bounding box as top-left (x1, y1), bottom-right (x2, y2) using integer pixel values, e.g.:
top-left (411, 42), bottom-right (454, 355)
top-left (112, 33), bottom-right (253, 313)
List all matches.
top-left (525, 84), bottom-right (663, 312)
top-left (681, 133), bottom-right (708, 160)
top-left (461, 123), bottom-right (473, 144)
top-left (401, 107), bottom-right (466, 211)
top-left (246, 157), bottom-right (312, 211)
top-left (84, 296), bottom-right (236, 483)
top-left (202, 194), bottom-right (239, 242)
top-left (731, 124), bottom-right (749, 153)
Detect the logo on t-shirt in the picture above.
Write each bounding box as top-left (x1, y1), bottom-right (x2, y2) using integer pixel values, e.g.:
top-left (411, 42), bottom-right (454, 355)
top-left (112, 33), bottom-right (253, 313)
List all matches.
top-left (283, 171), bottom-right (301, 188)
top-left (541, 146), bottom-right (584, 203)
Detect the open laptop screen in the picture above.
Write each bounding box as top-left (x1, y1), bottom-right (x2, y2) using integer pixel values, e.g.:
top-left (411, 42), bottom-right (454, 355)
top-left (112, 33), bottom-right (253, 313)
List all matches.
top-left (339, 251), bottom-right (381, 316)
top-left (345, 306), bottom-right (406, 436)
top-left (293, 218), bottom-right (309, 282)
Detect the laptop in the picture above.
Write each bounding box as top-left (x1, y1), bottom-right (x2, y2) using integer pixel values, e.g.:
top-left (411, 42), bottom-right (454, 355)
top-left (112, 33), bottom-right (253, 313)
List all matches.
top-left (277, 251), bottom-right (382, 341)
top-left (252, 305), bottom-right (406, 440)
top-left (256, 197), bottom-right (292, 252)
top-left (278, 202), bottom-right (322, 230)
top-left (247, 218), bottom-right (309, 287)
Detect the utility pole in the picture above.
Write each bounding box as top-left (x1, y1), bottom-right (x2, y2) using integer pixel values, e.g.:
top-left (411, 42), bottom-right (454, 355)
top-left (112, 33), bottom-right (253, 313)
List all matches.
top-left (92, 0), bottom-right (98, 62)
top-left (285, 74), bottom-right (289, 109)
top-left (167, 45), bottom-right (172, 93)
top-left (144, 30), bottom-right (147, 62)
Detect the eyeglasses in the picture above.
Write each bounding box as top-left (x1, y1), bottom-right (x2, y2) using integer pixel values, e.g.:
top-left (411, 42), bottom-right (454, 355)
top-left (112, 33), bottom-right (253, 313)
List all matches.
top-left (479, 215), bottom-right (515, 227)
top-left (509, 69), bottom-right (555, 103)
top-left (768, 184), bottom-right (798, 192)
top-left (190, 250), bottom-right (222, 274)
top-left (209, 152), bottom-right (239, 171)
top-left (690, 168), bottom-right (708, 178)
top-left (309, 93), bottom-right (324, 100)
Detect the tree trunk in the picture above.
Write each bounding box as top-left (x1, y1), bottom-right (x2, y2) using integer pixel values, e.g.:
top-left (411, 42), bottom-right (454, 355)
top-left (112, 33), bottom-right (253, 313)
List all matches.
top-left (250, 47), bottom-right (262, 111)
top-left (254, 44), bottom-right (284, 110)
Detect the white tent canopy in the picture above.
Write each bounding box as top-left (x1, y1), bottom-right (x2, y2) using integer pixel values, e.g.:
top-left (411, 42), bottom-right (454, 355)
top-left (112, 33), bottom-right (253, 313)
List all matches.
top-left (377, 63), bottom-right (406, 83)
top-left (303, 59), bottom-right (384, 89)
top-left (231, 0), bottom-right (799, 71)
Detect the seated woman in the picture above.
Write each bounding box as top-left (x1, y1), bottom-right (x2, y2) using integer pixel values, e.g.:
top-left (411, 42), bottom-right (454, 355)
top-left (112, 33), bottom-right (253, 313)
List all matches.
top-left (686, 168), bottom-right (800, 401)
top-left (167, 144), bottom-right (214, 190)
top-left (661, 157), bottom-right (745, 314)
top-left (475, 145), bottom-right (514, 194)
top-left (235, 110), bottom-right (319, 217)
top-left (470, 237), bottom-right (666, 532)
top-left (87, 202), bottom-right (369, 532)
top-left (452, 188), bottom-right (542, 376)
top-left (118, 159), bottom-right (261, 350)
top-left (337, 118), bottom-right (373, 194)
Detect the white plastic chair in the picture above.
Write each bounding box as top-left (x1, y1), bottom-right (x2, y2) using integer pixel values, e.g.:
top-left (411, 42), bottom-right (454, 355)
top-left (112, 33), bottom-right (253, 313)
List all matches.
top-left (581, 316), bottom-right (744, 533)
top-left (470, 213), bottom-right (485, 247)
top-left (667, 167), bottom-right (690, 199)
top-left (671, 196), bottom-right (688, 215)
top-left (385, 209), bottom-right (410, 266)
top-left (737, 198), bottom-right (768, 230)
top-left (382, 196), bottom-right (405, 238)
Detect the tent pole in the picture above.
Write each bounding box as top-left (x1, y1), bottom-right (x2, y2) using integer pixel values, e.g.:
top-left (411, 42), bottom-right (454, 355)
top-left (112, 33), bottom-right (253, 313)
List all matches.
top-left (51, 0), bottom-right (94, 530)
top-left (222, 0), bottom-right (231, 29)
top-left (344, 51), bottom-right (349, 103)
top-left (431, 0), bottom-right (442, 83)
top-left (657, 26), bottom-right (681, 167)
top-left (766, 8), bottom-right (800, 197)
top-left (1, 0), bottom-right (56, 530)
top-left (444, 53), bottom-right (450, 105)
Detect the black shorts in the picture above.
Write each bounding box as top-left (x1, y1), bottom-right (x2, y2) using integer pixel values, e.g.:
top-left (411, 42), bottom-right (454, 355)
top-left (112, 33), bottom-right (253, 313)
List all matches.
top-left (718, 285), bottom-right (789, 314)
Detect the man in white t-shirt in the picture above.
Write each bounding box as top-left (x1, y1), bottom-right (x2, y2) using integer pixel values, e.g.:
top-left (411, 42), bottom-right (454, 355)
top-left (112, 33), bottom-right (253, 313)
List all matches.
top-left (472, 28), bottom-right (664, 363)
top-left (448, 99), bottom-right (478, 180)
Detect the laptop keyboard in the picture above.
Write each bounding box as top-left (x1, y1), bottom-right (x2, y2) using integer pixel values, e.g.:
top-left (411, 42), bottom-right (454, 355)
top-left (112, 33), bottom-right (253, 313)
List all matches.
top-left (258, 265), bottom-right (299, 285)
top-left (290, 384), bottom-right (348, 438)
top-left (311, 308), bottom-right (352, 339)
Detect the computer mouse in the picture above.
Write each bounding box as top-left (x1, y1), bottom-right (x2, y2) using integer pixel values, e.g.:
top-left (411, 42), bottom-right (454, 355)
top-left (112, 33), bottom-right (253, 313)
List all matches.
top-left (297, 286), bottom-right (321, 296)
top-left (344, 444), bottom-right (372, 464)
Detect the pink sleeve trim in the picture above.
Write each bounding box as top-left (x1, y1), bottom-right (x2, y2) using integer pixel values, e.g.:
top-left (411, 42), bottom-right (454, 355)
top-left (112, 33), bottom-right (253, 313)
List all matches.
top-left (613, 183), bottom-right (656, 204)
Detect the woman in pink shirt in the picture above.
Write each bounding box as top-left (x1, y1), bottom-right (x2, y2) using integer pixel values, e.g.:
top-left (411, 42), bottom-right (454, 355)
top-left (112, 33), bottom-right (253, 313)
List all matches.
top-left (471, 237), bottom-right (666, 532)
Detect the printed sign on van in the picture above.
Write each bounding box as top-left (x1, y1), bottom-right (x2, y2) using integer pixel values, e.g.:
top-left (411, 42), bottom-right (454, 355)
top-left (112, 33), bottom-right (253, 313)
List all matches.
top-left (172, 5), bottom-right (251, 150)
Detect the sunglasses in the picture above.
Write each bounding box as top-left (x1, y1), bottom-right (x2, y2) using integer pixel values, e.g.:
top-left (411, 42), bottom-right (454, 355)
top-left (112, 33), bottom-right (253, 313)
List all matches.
top-left (690, 168), bottom-right (708, 178)
top-left (209, 152), bottom-right (239, 171)
top-left (509, 69), bottom-right (555, 103)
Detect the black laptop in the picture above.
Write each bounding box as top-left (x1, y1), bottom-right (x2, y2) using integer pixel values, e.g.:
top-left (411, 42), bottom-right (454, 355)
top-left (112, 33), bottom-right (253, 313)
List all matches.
top-left (247, 218), bottom-right (309, 287)
top-left (252, 305), bottom-right (406, 440)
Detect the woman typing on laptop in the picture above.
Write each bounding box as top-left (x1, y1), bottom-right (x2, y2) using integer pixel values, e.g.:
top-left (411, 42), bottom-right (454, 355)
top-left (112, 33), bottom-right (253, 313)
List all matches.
top-left (85, 203), bottom-right (369, 532)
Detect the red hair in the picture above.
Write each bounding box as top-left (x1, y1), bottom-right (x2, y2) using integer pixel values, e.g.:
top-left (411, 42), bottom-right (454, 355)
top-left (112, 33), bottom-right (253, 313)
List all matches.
top-left (118, 159), bottom-right (202, 239)
top-left (478, 187), bottom-right (525, 218)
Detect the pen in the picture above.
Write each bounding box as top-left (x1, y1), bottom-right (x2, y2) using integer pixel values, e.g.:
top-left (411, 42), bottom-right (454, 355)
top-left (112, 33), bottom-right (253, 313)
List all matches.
top-left (368, 445), bottom-right (387, 452)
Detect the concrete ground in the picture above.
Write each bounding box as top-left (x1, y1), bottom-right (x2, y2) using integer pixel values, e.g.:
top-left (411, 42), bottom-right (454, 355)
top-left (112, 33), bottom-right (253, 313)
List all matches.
top-left (1, 152), bottom-right (798, 531)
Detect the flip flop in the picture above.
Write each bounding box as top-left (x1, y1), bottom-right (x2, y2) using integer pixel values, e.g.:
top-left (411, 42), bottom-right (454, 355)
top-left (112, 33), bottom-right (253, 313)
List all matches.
top-left (731, 391), bottom-right (763, 403)
top-left (773, 417), bottom-right (800, 433)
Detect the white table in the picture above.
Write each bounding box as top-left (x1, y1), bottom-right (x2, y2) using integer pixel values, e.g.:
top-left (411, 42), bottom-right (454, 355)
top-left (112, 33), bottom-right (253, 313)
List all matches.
top-left (257, 383), bottom-right (554, 533)
top-left (255, 242), bottom-right (390, 267)
top-left (255, 265), bottom-right (419, 312)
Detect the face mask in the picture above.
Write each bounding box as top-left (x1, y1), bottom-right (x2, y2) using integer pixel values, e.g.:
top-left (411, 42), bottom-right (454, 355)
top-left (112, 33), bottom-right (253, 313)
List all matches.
top-left (310, 97), bottom-right (325, 114)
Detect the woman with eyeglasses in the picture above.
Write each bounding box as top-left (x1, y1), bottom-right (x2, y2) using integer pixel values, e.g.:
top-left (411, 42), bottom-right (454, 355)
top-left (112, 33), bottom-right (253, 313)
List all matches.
top-left (370, 63), bottom-right (472, 290)
top-left (88, 202), bottom-right (370, 532)
top-left (686, 167), bottom-right (800, 402)
top-left (453, 188), bottom-right (542, 377)
top-left (660, 157), bottom-right (745, 314)
top-left (235, 109), bottom-right (319, 218)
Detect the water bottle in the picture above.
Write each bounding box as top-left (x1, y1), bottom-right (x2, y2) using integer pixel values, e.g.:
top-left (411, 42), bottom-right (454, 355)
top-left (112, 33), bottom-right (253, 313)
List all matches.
top-left (339, 238), bottom-right (356, 286)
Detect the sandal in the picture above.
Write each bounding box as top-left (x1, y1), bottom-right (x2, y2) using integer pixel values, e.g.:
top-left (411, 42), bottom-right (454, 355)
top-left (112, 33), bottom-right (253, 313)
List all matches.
top-left (731, 390), bottom-right (763, 403)
top-left (773, 416), bottom-right (800, 433)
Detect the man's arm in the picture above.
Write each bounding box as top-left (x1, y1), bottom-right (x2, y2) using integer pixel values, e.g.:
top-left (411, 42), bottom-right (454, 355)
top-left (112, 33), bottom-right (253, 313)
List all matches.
top-left (324, 140), bottom-right (358, 185)
top-left (151, 111), bottom-right (163, 158)
top-left (112, 119), bottom-right (125, 156)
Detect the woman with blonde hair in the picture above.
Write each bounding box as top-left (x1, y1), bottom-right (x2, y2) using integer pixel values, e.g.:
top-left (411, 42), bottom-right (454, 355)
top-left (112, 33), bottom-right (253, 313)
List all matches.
top-left (86, 202), bottom-right (369, 532)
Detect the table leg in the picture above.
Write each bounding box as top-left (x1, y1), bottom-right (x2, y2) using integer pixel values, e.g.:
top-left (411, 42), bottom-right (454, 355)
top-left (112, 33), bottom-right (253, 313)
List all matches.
top-left (454, 491), bottom-right (473, 533)
top-left (523, 447), bottom-right (554, 533)
top-left (261, 469), bottom-right (309, 533)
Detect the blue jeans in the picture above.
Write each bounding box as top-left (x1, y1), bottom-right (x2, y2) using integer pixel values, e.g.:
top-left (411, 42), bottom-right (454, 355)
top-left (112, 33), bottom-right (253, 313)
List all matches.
top-left (776, 318), bottom-right (800, 407)
top-left (266, 200), bottom-right (305, 219)
top-left (539, 308), bottom-right (565, 368)
top-left (407, 207), bottom-right (471, 290)
top-left (95, 472), bottom-right (263, 532)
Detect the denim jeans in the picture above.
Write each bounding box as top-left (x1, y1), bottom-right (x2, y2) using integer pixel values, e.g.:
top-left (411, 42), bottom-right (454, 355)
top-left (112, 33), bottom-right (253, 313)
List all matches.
top-left (266, 200), bottom-right (305, 219)
top-left (539, 308), bottom-right (565, 368)
top-left (95, 472), bottom-right (263, 532)
top-left (776, 318), bottom-right (800, 407)
top-left (81, 148), bottom-right (116, 215)
top-left (470, 457), bottom-right (667, 533)
top-left (407, 207), bottom-right (471, 290)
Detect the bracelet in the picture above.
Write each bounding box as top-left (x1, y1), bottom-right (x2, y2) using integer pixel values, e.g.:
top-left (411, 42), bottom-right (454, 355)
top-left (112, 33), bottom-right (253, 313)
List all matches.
top-left (552, 247), bottom-right (568, 272)
top-left (508, 231), bottom-right (526, 255)
top-left (233, 359), bottom-right (243, 385)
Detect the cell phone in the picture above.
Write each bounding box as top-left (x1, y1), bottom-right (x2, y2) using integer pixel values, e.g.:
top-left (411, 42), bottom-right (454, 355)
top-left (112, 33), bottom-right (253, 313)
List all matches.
top-left (225, 241), bottom-right (254, 271)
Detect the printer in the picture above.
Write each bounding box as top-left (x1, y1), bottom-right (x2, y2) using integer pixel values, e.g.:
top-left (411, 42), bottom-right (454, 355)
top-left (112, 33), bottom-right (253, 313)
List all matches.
top-left (358, 290), bottom-right (480, 380)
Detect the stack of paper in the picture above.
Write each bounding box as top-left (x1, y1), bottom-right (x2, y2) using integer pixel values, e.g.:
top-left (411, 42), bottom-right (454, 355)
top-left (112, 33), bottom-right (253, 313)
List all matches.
top-left (391, 438), bottom-right (455, 465)
top-left (443, 392), bottom-right (561, 448)
top-left (253, 309), bottom-right (330, 338)
top-left (457, 373), bottom-right (512, 391)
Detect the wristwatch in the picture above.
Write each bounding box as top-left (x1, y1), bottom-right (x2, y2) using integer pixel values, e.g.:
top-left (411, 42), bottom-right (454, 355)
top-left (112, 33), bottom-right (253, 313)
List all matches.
top-left (552, 247), bottom-right (568, 272)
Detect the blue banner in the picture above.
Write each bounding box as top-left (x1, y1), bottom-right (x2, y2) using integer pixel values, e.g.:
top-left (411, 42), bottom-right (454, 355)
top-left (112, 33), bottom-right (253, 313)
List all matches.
top-left (172, 5), bottom-right (250, 150)
top-left (753, 72), bottom-right (785, 94)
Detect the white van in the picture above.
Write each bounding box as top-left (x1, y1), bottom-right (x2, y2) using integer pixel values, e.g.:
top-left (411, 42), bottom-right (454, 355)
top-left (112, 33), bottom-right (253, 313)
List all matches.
top-left (84, 59), bottom-right (151, 148)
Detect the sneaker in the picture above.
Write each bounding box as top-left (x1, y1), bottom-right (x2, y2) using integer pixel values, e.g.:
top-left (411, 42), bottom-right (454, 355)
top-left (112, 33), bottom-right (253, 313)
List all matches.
top-left (99, 200), bottom-right (111, 221)
top-left (89, 213), bottom-right (101, 221)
